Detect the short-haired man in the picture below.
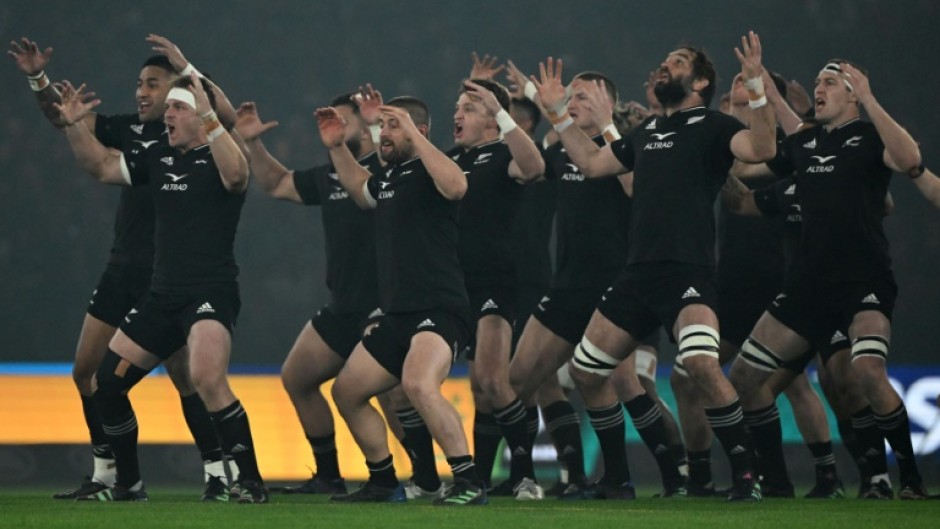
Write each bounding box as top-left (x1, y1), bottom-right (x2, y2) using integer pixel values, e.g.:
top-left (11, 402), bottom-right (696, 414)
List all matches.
top-left (55, 74), bottom-right (267, 503)
top-left (318, 96), bottom-right (486, 505)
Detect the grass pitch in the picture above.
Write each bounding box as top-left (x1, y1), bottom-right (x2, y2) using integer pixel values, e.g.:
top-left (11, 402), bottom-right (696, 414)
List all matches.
top-left (3, 488), bottom-right (940, 529)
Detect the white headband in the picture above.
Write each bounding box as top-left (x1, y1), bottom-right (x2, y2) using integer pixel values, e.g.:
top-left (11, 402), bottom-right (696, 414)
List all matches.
top-left (166, 87), bottom-right (197, 109)
top-left (818, 63), bottom-right (854, 92)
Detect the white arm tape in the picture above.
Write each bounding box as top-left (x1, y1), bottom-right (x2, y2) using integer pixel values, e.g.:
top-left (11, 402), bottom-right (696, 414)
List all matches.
top-left (119, 154), bottom-right (132, 185)
top-left (362, 179), bottom-right (377, 208)
top-left (180, 63), bottom-right (202, 78)
top-left (524, 80), bottom-right (538, 101)
top-left (370, 124), bottom-right (381, 146)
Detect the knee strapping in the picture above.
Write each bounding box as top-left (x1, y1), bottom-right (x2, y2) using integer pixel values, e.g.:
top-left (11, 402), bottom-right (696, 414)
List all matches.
top-left (556, 363), bottom-right (576, 391)
top-left (634, 347), bottom-right (658, 382)
top-left (677, 325), bottom-right (720, 362)
top-left (851, 335), bottom-right (889, 361)
top-left (573, 337), bottom-right (621, 377)
top-left (672, 357), bottom-right (689, 378)
top-left (94, 349), bottom-right (150, 397)
top-left (738, 336), bottom-right (784, 372)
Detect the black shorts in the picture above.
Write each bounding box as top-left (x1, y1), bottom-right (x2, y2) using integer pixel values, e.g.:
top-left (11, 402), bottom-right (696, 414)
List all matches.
top-left (514, 282), bottom-right (548, 344)
top-left (86, 263), bottom-right (152, 327)
top-left (767, 273), bottom-right (897, 347)
top-left (464, 286), bottom-right (516, 361)
top-left (120, 285), bottom-right (240, 359)
top-left (780, 347), bottom-right (816, 374)
top-left (361, 308), bottom-right (472, 379)
top-left (598, 263), bottom-right (718, 342)
top-left (717, 281), bottom-right (781, 349)
top-left (312, 306), bottom-right (383, 360)
top-left (531, 286), bottom-right (607, 345)
top-left (816, 329), bottom-right (851, 366)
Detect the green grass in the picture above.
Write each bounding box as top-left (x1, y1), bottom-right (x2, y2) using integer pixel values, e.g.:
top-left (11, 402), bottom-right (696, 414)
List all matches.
top-left (3, 489), bottom-right (940, 529)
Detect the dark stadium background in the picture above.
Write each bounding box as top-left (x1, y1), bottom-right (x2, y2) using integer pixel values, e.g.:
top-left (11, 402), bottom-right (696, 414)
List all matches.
top-left (1, 0), bottom-right (938, 488)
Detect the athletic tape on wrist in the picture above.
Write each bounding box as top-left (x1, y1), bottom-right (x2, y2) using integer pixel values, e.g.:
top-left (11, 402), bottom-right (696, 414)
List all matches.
top-left (553, 115), bottom-right (574, 133)
top-left (370, 124), bottom-right (381, 146)
top-left (180, 63), bottom-right (202, 78)
top-left (27, 71), bottom-right (50, 92)
top-left (602, 124), bottom-right (621, 143)
top-left (495, 109), bottom-right (518, 133)
top-left (748, 95), bottom-right (768, 109)
top-left (524, 81), bottom-right (537, 101)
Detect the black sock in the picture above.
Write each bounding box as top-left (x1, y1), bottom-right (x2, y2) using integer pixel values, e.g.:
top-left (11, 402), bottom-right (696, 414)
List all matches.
top-left (673, 444), bottom-right (689, 478)
top-left (687, 449), bottom-right (713, 488)
top-left (366, 455), bottom-right (398, 488)
top-left (209, 400), bottom-right (262, 483)
top-left (876, 404), bottom-right (921, 483)
top-left (494, 400), bottom-right (534, 482)
top-left (743, 403), bottom-right (791, 488)
top-left (94, 392), bottom-right (140, 488)
top-left (851, 406), bottom-right (887, 477)
top-left (586, 403), bottom-right (631, 486)
top-left (705, 400), bottom-right (753, 480)
top-left (472, 412), bottom-right (502, 487)
top-left (447, 455), bottom-right (482, 485)
top-left (180, 393), bottom-right (223, 463)
top-left (396, 407), bottom-right (440, 491)
top-left (837, 419), bottom-right (871, 481)
top-left (81, 394), bottom-right (113, 459)
top-left (624, 394), bottom-right (681, 486)
top-left (526, 406), bottom-right (540, 447)
top-left (542, 400), bottom-right (585, 484)
top-left (807, 441), bottom-right (837, 476)
top-left (308, 434), bottom-right (341, 480)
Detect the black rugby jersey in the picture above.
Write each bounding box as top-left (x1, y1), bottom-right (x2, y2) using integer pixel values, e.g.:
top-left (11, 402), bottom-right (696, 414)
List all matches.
top-left (544, 136), bottom-right (630, 290)
top-left (94, 114), bottom-right (160, 268)
top-left (767, 120), bottom-right (892, 281)
top-left (716, 174), bottom-right (785, 290)
top-left (753, 177), bottom-right (802, 283)
top-left (512, 175), bottom-right (556, 289)
top-left (125, 143), bottom-right (245, 291)
top-left (294, 151), bottom-right (381, 313)
top-left (612, 107), bottom-right (744, 267)
top-left (447, 140), bottom-right (524, 288)
top-left (365, 157), bottom-right (468, 312)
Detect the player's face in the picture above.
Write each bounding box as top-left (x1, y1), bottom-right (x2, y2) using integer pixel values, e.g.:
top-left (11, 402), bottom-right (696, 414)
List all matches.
top-left (378, 113), bottom-right (414, 164)
top-left (653, 49), bottom-right (696, 107)
top-left (136, 66), bottom-right (175, 122)
top-left (567, 78), bottom-right (610, 131)
top-left (335, 104), bottom-right (365, 157)
top-left (453, 92), bottom-right (494, 148)
top-left (163, 97), bottom-right (201, 149)
top-left (813, 71), bottom-right (854, 124)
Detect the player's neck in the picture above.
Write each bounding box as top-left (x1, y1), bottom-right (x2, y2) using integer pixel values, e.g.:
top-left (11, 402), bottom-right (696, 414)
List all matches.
top-left (664, 95), bottom-right (703, 117)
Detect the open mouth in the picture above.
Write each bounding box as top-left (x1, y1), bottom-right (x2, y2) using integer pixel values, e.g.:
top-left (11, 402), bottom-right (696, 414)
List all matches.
top-left (138, 101), bottom-right (151, 114)
top-left (454, 123), bottom-right (464, 138)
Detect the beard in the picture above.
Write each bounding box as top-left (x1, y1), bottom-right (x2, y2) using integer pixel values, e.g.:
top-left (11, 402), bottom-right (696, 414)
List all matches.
top-left (654, 75), bottom-right (692, 108)
top-left (381, 143), bottom-right (413, 165)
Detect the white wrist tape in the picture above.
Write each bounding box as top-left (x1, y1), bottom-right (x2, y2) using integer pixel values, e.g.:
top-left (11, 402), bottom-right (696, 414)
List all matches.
top-left (743, 76), bottom-right (764, 94)
top-left (495, 109), bottom-right (518, 133)
top-left (748, 95), bottom-right (768, 109)
top-left (523, 81), bottom-right (537, 101)
top-left (207, 126), bottom-right (225, 141)
top-left (370, 124), bottom-right (381, 146)
top-left (602, 124), bottom-right (621, 142)
top-left (553, 115), bottom-right (574, 133)
top-left (180, 63), bottom-right (202, 78)
top-left (27, 70), bottom-right (50, 92)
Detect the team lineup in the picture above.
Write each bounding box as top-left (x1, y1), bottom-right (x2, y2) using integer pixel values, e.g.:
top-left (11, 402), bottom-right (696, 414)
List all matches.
top-left (7, 30), bottom-right (938, 505)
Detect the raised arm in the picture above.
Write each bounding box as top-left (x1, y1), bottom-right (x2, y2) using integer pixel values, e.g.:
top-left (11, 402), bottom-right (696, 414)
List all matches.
top-left (729, 32), bottom-right (777, 162)
top-left (840, 63), bottom-right (921, 173)
top-left (316, 107), bottom-right (375, 209)
top-left (234, 102), bottom-right (301, 202)
top-left (762, 69), bottom-right (802, 136)
top-left (381, 105), bottom-right (467, 200)
top-left (463, 80), bottom-right (543, 183)
top-left (469, 52), bottom-right (505, 81)
top-left (8, 37), bottom-right (96, 130)
top-left (353, 83), bottom-right (384, 159)
top-left (190, 74), bottom-right (248, 192)
top-left (55, 82), bottom-right (126, 185)
top-left (533, 57), bottom-right (625, 177)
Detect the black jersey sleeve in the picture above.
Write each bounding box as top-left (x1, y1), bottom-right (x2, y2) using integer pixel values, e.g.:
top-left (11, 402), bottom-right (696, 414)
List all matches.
top-left (541, 144), bottom-right (560, 180)
top-left (123, 147), bottom-right (153, 186)
top-left (293, 166), bottom-right (324, 206)
top-left (365, 175), bottom-right (381, 200)
top-left (710, 113), bottom-right (747, 176)
top-left (93, 114), bottom-right (125, 149)
top-left (766, 134), bottom-right (796, 177)
top-left (610, 136), bottom-right (635, 172)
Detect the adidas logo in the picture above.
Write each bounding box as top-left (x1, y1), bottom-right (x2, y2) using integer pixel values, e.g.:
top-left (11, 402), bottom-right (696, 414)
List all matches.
top-left (512, 447), bottom-right (528, 456)
top-left (730, 445), bottom-right (747, 456)
top-left (368, 308), bottom-right (384, 319)
top-left (161, 157), bottom-right (174, 166)
top-left (654, 444), bottom-right (669, 455)
top-left (861, 293), bottom-right (880, 304)
top-left (831, 330), bottom-right (846, 344)
top-left (784, 184), bottom-right (796, 195)
top-left (230, 443), bottom-right (248, 454)
top-left (561, 445), bottom-right (578, 456)
top-left (417, 319), bottom-right (435, 329)
top-left (124, 308), bottom-right (139, 323)
top-left (196, 302), bottom-right (216, 314)
top-left (681, 287), bottom-right (700, 299)
top-left (481, 299), bottom-right (498, 311)
top-left (803, 138), bottom-right (817, 149)
top-left (130, 124), bottom-right (144, 135)
top-left (645, 118), bottom-right (657, 130)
